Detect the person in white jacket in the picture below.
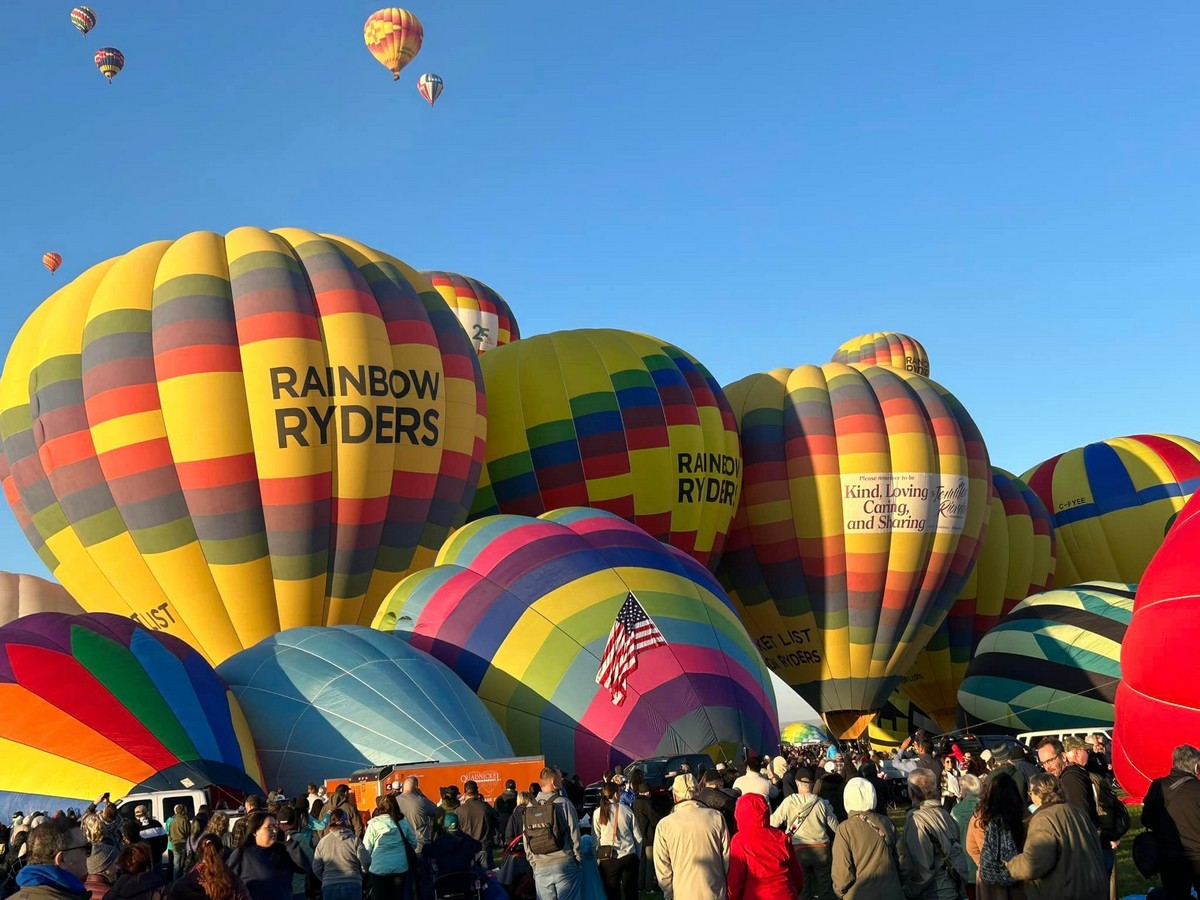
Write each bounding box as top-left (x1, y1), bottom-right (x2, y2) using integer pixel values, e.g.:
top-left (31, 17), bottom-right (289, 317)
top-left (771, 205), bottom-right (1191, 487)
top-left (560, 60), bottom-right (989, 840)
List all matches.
top-left (594, 782), bottom-right (643, 899)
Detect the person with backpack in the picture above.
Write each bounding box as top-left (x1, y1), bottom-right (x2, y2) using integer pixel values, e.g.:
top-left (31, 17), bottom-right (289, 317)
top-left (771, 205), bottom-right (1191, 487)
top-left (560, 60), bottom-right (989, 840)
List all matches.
top-left (768, 767), bottom-right (837, 900)
top-left (1003, 774), bottom-right (1105, 900)
top-left (898, 768), bottom-right (969, 900)
top-left (522, 767), bottom-right (582, 899)
top-left (831, 777), bottom-right (902, 900)
top-left (1141, 743), bottom-right (1200, 899)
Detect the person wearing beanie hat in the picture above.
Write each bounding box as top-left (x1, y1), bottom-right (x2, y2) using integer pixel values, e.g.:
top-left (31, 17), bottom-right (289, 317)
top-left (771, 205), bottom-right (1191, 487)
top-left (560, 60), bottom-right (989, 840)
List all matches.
top-left (831, 778), bottom-right (902, 899)
top-left (84, 842), bottom-right (120, 900)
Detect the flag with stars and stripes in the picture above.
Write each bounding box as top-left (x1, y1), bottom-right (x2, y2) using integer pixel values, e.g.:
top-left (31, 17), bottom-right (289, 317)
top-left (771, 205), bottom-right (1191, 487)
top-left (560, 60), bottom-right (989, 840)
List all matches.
top-left (595, 591), bottom-right (667, 706)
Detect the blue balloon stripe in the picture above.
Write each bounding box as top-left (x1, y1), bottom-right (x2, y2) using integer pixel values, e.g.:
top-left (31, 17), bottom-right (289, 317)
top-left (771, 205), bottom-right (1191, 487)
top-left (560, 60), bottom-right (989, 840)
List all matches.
top-left (130, 630), bottom-right (222, 762)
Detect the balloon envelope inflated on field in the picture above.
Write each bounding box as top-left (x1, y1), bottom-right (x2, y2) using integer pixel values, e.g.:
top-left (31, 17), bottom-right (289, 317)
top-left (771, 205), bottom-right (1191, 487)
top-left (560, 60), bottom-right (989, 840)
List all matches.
top-left (423, 271), bottom-right (518, 355)
top-left (1022, 434), bottom-right (1200, 588)
top-left (0, 613), bottom-right (262, 814)
top-left (831, 332), bottom-right (930, 377)
top-left (0, 227), bottom-right (485, 665)
top-left (1114, 492), bottom-right (1200, 800)
top-left (780, 722), bottom-right (830, 745)
top-left (958, 582), bottom-right (1134, 733)
top-left (470, 330), bottom-right (742, 571)
top-left (717, 363), bottom-right (990, 738)
top-left (217, 626), bottom-right (512, 793)
top-left (902, 467), bottom-right (1056, 731)
top-left (373, 508), bottom-right (778, 778)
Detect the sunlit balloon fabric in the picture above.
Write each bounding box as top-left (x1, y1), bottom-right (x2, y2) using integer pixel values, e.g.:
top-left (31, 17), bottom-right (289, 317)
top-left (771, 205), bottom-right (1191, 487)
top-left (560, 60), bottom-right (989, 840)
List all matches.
top-left (1022, 434), bottom-right (1200, 588)
top-left (423, 271), bottom-right (519, 355)
top-left (717, 363), bottom-right (989, 738)
top-left (0, 227), bottom-right (486, 666)
top-left (1114, 491), bottom-right (1200, 800)
top-left (780, 722), bottom-right (829, 745)
top-left (364, 8), bottom-right (423, 81)
top-left (372, 508), bottom-right (778, 777)
top-left (868, 687), bottom-right (937, 751)
top-left (471, 330), bottom-right (741, 571)
top-left (0, 571), bottom-right (82, 626)
top-left (94, 47), bottom-right (123, 82)
top-left (218, 626), bottom-right (512, 792)
top-left (958, 582), bottom-right (1133, 733)
top-left (831, 332), bottom-right (930, 377)
top-left (70, 7), bottom-right (96, 36)
top-left (0, 613), bottom-right (262, 815)
top-left (417, 73), bottom-right (444, 107)
top-left (42, 253), bottom-right (61, 275)
top-left (902, 468), bottom-right (1056, 731)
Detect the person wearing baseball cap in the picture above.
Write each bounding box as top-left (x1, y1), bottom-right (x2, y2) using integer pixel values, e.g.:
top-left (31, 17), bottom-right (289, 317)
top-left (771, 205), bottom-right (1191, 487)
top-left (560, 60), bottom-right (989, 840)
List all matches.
top-left (654, 773), bottom-right (728, 898)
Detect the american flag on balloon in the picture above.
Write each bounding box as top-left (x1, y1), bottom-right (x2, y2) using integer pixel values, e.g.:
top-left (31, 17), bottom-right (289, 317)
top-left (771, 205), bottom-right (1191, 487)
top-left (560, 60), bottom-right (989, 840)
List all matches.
top-left (595, 591), bottom-right (667, 706)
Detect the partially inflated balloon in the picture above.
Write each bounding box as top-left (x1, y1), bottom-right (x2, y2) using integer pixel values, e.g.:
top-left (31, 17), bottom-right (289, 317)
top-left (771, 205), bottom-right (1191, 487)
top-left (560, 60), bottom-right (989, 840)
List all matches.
top-left (1022, 434), bottom-right (1200, 587)
top-left (71, 6), bottom-right (96, 36)
top-left (0, 572), bottom-right (82, 626)
top-left (780, 722), bottom-right (829, 745)
top-left (0, 613), bottom-right (262, 814)
top-left (372, 508), bottom-right (778, 778)
top-left (0, 228), bottom-right (485, 665)
top-left (901, 468), bottom-right (1056, 730)
top-left (868, 686), bottom-right (937, 751)
top-left (417, 72), bottom-right (443, 106)
top-left (718, 363), bottom-right (989, 738)
top-left (1114, 492), bottom-right (1200, 800)
top-left (94, 47), bottom-right (123, 82)
top-left (471, 330), bottom-right (741, 571)
top-left (364, 9), bottom-right (423, 81)
top-left (42, 253), bottom-right (61, 275)
top-left (831, 332), bottom-right (930, 377)
top-left (423, 271), bottom-right (519, 355)
top-left (958, 582), bottom-right (1133, 733)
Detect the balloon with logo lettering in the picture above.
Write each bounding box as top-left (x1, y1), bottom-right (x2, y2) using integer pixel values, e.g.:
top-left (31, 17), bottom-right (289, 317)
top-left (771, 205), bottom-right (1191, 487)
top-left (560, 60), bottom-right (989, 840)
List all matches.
top-left (470, 329), bottom-right (741, 571)
top-left (0, 227), bottom-right (486, 666)
top-left (1021, 434), bottom-right (1200, 588)
top-left (831, 332), bottom-right (930, 377)
top-left (0, 612), bottom-right (263, 816)
top-left (717, 363), bottom-right (990, 739)
top-left (900, 467), bottom-right (1056, 731)
top-left (364, 8), bottom-right (423, 81)
top-left (0, 571), bottom-right (83, 627)
top-left (868, 685), bottom-right (938, 751)
top-left (371, 507), bottom-right (778, 777)
top-left (1113, 491), bottom-right (1200, 800)
top-left (217, 625), bottom-right (512, 792)
top-left (422, 271), bottom-right (519, 355)
top-left (958, 582), bottom-right (1134, 733)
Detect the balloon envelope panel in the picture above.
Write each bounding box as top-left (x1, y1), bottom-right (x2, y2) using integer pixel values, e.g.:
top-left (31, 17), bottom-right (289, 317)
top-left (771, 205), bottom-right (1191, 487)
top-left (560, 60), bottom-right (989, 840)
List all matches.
top-left (958, 582), bottom-right (1134, 733)
top-left (373, 508), bottom-right (778, 779)
top-left (831, 332), bottom-right (930, 377)
top-left (780, 722), bottom-right (830, 745)
top-left (0, 571), bottom-right (83, 626)
top-left (423, 271), bottom-right (518, 354)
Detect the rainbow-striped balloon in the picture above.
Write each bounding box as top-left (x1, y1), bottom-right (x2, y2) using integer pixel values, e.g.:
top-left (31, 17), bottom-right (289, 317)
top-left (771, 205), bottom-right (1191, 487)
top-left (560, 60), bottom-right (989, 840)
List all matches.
top-left (423, 271), bottom-right (518, 354)
top-left (831, 332), bottom-right (930, 377)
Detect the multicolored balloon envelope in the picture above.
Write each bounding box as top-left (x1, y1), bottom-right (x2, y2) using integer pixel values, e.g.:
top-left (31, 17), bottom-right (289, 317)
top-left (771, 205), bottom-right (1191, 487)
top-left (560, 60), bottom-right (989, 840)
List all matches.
top-left (958, 582), bottom-right (1134, 733)
top-left (0, 571), bottom-right (83, 627)
top-left (901, 468), bottom-right (1056, 731)
top-left (0, 228), bottom-right (486, 666)
top-left (470, 330), bottom-right (742, 571)
top-left (0, 613), bottom-right (262, 814)
top-left (422, 271), bottom-right (519, 355)
top-left (1114, 491), bottom-right (1200, 800)
top-left (364, 8), bottom-right (423, 80)
top-left (372, 508), bottom-right (779, 777)
top-left (717, 363), bottom-right (989, 738)
top-left (868, 686), bottom-right (938, 751)
top-left (217, 626), bottom-right (513, 792)
top-left (1022, 434), bottom-right (1200, 588)
top-left (831, 332), bottom-right (930, 377)
top-left (780, 722), bottom-right (830, 745)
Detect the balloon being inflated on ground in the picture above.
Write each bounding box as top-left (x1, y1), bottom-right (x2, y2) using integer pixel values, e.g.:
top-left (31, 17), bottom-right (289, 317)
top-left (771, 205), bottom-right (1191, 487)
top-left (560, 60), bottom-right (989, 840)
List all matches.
top-left (372, 508), bottom-right (778, 777)
top-left (0, 228), bottom-right (486, 666)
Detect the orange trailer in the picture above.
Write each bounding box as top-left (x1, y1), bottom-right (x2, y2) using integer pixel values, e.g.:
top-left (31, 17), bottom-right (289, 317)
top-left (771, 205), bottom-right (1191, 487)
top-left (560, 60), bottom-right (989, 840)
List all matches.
top-left (326, 756), bottom-right (546, 814)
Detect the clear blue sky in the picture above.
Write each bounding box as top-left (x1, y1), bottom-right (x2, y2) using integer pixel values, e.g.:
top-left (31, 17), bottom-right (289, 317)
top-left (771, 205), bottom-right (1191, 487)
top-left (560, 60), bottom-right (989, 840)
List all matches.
top-left (0, 1), bottom-right (1197, 578)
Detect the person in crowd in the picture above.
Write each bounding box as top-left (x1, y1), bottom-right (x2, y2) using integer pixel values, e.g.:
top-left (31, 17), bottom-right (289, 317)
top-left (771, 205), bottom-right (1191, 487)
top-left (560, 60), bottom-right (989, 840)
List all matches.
top-left (305, 787), bottom-right (322, 816)
top-left (454, 781), bottom-right (496, 872)
top-left (733, 757), bottom-right (777, 801)
top-left (898, 768), bottom-right (966, 900)
top-left (984, 746), bottom-right (1029, 805)
top-left (436, 787), bottom-right (461, 833)
top-left (230, 798), bottom-right (264, 850)
top-left (631, 776), bottom-right (661, 896)
top-left (966, 772), bottom-right (1025, 900)
top-left (1034, 739), bottom-right (1096, 828)
top-left (949, 774), bottom-right (981, 898)
top-left (816, 762), bottom-right (847, 823)
top-left (203, 813), bottom-right (236, 856)
top-left (395, 777), bottom-right (438, 900)
top-left (329, 789), bottom-right (361, 840)
top-left (653, 774), bottom-right (729, 900)
top-left (503, 792), bottom-right (532, 846)
top-left (84, 842), bottom-right (120, 900)
top-left (940, 757), bottom-right (961, 813)
top-left (1004, 773), bottom-right (1104, 900)
top-left (855, 762), bottom-right (889, 815)
top-left (593, 782), bottom-right (641, 900)
top-left (109, 843), bottom-right (167, 900)
top-left (565, 776), bottom-right (586, 818)
top-left (311, 809), bottom-right (370, 900)
top-left (226, 811), bottom-right (310, 900)
top-left (425, 814), bottom-right (482, 884)
top-left (1142, 743), bottom-right (1200, 899)
top-left (831, 777), bottom-right (901, 900)
top-left (769, 767), bottom-right (838, 900)
top-left (494, 780), bottom-right (519, 839)
top-left (168, 834), bottom-right (251, 900)
top-left (11, 819), bottom-right (91, 900)
top-left (728, 793), bottom-right (803, 900)
top-left (1086, 735), bottom-right (1111, 779)
top-left (130, 807), bottom-right (169, 873)
top-left (362, 797), bottom-right (417, 900)
top-left (698, 768), bottom-right (738, 837)
top-left (523, 767), bottom-right (583, 899)
top-left (168, 805), bottom-right (192, 880)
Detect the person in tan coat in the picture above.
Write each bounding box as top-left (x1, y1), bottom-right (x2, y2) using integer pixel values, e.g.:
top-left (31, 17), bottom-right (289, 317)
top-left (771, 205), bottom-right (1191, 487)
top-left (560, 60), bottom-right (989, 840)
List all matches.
top-left (653, 774), bottom-right (730, 900)
top-left (831, 778), bottom-right (903, 900)
top-left (1004, 774), bottom-right (1105, 900)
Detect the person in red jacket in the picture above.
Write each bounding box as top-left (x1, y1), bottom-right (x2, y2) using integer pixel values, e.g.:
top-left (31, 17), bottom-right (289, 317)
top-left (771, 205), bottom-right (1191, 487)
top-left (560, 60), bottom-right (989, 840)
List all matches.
top-left (728, 793), bottom-right (804, 900)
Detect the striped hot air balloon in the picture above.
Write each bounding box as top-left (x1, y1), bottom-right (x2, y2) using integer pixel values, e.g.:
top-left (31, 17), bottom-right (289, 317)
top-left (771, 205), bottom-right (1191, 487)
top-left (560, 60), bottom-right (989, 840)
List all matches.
top-left (831, 332), bottom-right (930, 377)
top-left (94, 47), bottom-right (124, 83)
top-left (70, 6), bottom-right (96, 36)
top-left (417, 72), bottom-right (444, 107)
top-left (0, 228), bottom-right (486, 666)
top-left (780, 722), bottom-right (830, 745)
top-left (422, 271), bottom-right (518, 354)
top-left (42, 252), bottom-right (61, 275)
top-left (364, 8), bottom-right (423, 81)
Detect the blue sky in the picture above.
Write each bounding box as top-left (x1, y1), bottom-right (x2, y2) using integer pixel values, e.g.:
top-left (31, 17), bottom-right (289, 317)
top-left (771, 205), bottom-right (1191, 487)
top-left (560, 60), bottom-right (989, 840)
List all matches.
top-left (0, 1), bottom-right (1198, 578)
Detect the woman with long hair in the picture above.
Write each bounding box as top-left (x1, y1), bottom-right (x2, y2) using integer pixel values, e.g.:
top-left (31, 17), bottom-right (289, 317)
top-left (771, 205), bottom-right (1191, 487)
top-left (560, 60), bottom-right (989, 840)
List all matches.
top-left (204, 812), bottom-right (236, 856)
top-left (169, 834), bottom-right (251, 900)
top-left (594, 782), bottom-right (642, 900)
top-left (227, 811), bottom-right (310, 900)
top-left (968, 774), bottom-right (1027, 900)
top-left (1002, 774), bottom-right (1106, 900)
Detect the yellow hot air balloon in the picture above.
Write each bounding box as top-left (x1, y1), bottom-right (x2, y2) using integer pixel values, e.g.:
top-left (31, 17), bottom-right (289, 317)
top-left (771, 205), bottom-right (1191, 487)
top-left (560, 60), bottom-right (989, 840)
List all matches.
top-left (364, 8), bottom-right (423, 81)
top-left (0, 228), bottom-right (486, 665)
top-left (832, 332), bottom-right (931, 377)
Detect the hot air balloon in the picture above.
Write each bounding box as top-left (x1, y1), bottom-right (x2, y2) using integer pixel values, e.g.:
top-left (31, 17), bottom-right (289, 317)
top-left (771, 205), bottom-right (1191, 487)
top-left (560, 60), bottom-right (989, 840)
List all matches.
top-left (1022, 434), bottom-right (1200, 587)
top-left (217, 626), bottom-right (512, 791)
top-left (94, 47), bottom-right (124, 83)
top-left (900, 468), bottom-right (1056, 731)
top-left (422, 271), bottom-right (519, 355)
top-left (42, 252), bottom-right (61, 275)
top-left (471, 330), bottom-right (741, 571)
top-left (868, 686), bottom-right (938, 751)
top-left (0, 228), bottom-right (486, 666)
top-left (417, 72), bottom-right (444, 107)
top-left (717, 363), bottom-right (990, 738)
top-left (70, 6), bottom-right (96, 36)
top-left (1114, 491), bottom-right (1200, 800)
top-left (0, 612), bottom-right (262, 814)
top-left (958, 582), bottom-right (1134, 733)
top-left (831, 332), bottom-right (930, 377)
top-left (0, 572), bottom-right (82, 626)
top-left (781, 722), bottom-right (830, 745)
top-left (364, 8), bottom-right (423, 81)
top-left (372, 508), bottom-right (779, 777)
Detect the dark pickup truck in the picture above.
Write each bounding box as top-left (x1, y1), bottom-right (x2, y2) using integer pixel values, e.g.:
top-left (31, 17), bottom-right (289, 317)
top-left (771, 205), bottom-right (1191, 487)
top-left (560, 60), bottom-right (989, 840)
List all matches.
top-left (582, 753), bottom-right (715, 820)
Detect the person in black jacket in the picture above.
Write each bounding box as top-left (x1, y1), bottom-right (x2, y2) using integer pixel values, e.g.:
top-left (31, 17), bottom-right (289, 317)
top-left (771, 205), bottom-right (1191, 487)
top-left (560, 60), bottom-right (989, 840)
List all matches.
top-left (630, 777), bottom-right (661, 895)
top-left (856, 761), bottom-right (890, 814)
top-left (697, 768), bottom-right (737, 837)
top-left (1143, 744), bottom-right (1200, 900)
top-left (815, 761), bottom-right (847, 822)
top-left (226, 812), bottom-right (309, 900)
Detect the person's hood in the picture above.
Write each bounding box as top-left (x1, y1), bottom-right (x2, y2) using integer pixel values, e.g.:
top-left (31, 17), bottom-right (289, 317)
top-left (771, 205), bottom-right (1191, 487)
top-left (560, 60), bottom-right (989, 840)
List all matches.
top-left (16, 865), bottom-right (88, 895)
top-left (734, 792), bottom-right (770, 831)
top-left (843, 777), bottom-right (876, 814)
top-left (109, 870), bottom-right (165, 900)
